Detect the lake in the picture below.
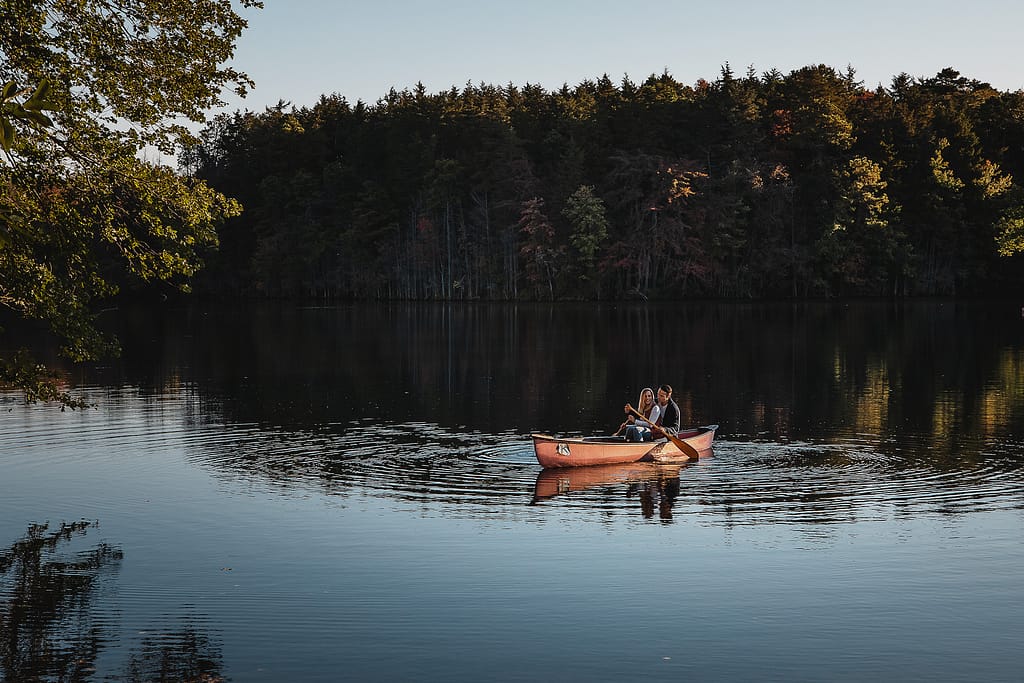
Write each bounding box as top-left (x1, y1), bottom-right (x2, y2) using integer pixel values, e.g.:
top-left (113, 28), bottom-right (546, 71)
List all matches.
top-left (2, 301), bottom-right (1023, 682)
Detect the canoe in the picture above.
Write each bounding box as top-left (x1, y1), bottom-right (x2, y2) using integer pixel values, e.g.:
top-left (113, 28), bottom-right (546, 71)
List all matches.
top-left (531, 425), bottom-right (718, 468)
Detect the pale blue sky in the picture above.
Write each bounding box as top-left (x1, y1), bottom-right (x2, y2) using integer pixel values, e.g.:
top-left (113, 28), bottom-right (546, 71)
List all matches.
top-left (220, 0), bottom-right (1022, 114)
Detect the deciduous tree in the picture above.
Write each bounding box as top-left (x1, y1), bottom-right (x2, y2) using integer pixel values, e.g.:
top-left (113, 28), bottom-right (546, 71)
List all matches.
top-left (1, 0), bottom-right (260, 403)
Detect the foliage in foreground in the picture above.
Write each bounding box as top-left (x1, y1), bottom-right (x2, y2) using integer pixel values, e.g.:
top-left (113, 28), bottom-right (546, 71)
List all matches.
top-left (0, 0), bottom-right (261, 403)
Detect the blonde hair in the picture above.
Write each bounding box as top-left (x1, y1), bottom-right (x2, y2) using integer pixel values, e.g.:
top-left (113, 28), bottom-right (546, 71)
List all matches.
top-left (638, 387), bottom-right (655, 417)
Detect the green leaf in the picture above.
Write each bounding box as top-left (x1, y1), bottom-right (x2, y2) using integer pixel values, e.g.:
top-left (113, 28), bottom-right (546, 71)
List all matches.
top-left (2, 81), bottom-right (18, 101)
top-left (30, 79), bottom-right (51, 102)
top-left (24, 110), bottom-right (54, 127)
top-left (25, 79), bottom-right (55, 111)
top-left (1, 118), bottom-right (13, 151)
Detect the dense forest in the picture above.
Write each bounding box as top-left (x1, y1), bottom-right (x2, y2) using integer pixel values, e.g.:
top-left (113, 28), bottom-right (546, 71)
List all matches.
top-left (182, 64), bottom-right (1024, 300)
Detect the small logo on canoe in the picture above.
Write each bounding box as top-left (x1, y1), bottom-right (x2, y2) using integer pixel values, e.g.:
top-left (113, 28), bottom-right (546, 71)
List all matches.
top-left (556, 442), bottom-right (571, 456)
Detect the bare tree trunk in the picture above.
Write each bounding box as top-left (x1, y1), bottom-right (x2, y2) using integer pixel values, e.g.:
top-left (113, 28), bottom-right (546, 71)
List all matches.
top-left (444, 200), bottom-right (453, 299)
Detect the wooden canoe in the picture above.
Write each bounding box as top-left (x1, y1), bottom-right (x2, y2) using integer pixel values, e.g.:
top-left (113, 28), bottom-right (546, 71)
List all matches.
top-left (531, 425), bottom-right (718, 468)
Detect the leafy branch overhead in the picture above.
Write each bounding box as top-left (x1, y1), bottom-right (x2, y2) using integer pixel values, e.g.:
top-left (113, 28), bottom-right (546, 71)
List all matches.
top-left (1, 0), bottom-right (261, 405)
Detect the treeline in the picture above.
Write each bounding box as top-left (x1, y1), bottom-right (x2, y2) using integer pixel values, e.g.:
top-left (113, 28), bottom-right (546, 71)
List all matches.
top-left (182, 65), bottom-right (1024, 300)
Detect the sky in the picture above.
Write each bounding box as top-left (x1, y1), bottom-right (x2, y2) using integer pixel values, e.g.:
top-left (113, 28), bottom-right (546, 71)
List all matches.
top-left (211, 0), bottom-right (1024, 117)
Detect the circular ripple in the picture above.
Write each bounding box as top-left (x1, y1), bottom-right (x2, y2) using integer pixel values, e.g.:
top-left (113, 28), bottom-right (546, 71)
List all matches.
top-left (6, 388), bottom-right (1024, 525)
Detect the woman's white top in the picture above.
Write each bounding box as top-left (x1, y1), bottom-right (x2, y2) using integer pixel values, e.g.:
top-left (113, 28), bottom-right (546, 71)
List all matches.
top-left (635, 403), bottom-right (661, 429)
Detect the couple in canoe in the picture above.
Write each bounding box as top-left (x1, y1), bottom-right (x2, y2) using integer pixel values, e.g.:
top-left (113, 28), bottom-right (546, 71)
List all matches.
top-left (615, 384), bottom-right (680, 442)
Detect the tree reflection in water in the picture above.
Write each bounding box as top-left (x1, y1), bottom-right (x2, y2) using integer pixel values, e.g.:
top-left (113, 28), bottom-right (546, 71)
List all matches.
top-left (0, 520), bottom-right (118, 682)
top-left (0, 521), bottom-right (226, 682)
top-left (123, 624), bottom-right (225, 683)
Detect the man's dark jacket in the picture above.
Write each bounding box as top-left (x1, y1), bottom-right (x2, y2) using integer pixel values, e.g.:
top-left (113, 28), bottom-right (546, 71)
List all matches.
top-left (656, 398), bottom-right (681, 435)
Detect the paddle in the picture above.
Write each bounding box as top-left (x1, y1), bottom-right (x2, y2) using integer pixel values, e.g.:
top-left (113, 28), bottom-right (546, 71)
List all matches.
top-left (625, 404), bottom-right (700, 461)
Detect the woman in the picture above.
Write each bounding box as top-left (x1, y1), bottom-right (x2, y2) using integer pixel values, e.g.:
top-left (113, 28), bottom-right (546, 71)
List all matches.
top-left (615, 387), bottom-right (661, 441)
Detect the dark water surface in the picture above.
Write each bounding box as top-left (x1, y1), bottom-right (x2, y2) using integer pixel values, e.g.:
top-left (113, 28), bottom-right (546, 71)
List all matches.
top-left (2, 301), bottom-right (1023, 682)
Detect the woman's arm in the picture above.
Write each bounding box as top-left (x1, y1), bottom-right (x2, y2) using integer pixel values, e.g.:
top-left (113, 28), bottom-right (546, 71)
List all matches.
top-left (641, 404), bottom-right (661, 428)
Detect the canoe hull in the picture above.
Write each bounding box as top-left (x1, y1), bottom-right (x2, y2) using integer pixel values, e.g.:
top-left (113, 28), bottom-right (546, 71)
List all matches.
top-left (532, 425), bottom-right (718, 468)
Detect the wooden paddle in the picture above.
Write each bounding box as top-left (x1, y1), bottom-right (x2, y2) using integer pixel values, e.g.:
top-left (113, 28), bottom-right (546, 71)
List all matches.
top-left (626, 404), bottom-right (700, 460)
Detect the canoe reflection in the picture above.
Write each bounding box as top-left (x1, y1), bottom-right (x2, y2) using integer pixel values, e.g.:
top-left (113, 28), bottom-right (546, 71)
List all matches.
top-left (532, 461), bottom-right (694, 521)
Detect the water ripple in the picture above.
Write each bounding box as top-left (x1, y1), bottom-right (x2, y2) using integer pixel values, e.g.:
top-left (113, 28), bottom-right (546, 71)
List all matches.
top-left (680, 438), bottom-right (1024, 525)
top-left (6, 390), bottom-right (1024, 525)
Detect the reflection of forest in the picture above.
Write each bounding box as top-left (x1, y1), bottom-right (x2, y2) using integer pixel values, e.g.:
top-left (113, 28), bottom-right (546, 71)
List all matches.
top-left (83, 301), bottom-right (1024, 458)
top-left (0, 522), bottom-right (225, 682)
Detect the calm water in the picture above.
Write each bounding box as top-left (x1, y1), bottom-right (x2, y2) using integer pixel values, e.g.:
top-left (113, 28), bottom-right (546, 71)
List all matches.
top-left (2, 301), bottom-right (1023, 682)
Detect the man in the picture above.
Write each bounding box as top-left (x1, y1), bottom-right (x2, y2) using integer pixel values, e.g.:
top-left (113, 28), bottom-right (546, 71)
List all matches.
top-left (653, 384), bottom-right (680, 436)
